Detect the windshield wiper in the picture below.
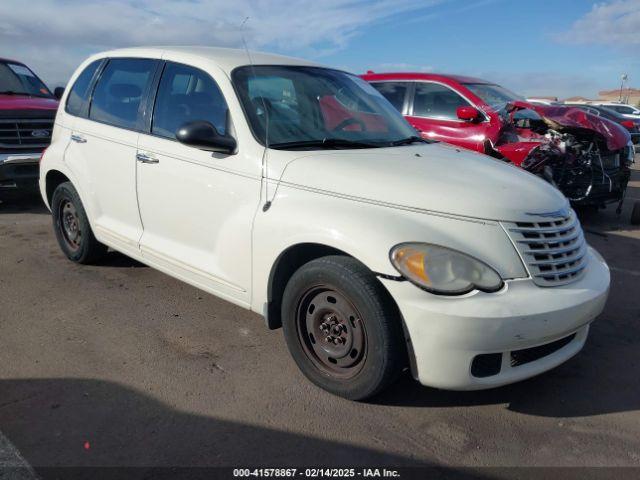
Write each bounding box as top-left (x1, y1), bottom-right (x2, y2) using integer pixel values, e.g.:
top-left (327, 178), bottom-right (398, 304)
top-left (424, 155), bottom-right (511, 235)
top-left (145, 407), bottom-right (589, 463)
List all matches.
top-left (270, 138), bottom-right (381, 150)
top-left (388, 135), bottom-right (435, 146)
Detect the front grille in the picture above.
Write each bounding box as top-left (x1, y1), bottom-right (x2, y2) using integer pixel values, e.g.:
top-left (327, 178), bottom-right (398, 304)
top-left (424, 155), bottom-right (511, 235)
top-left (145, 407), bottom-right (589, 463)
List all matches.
top-left (0, 118), bottom-right (53, 151)
top-left (599, 152), bottom-right (620, 170)
top-left (510, 333), bottom-right (576, 367)
top-left (503, 209), bottom-right (588, 286)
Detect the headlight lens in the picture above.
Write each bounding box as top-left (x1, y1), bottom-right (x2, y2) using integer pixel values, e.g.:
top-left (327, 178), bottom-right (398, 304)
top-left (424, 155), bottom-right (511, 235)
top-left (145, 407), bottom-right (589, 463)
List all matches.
top-left (390, 243), bottom-right (504, 295)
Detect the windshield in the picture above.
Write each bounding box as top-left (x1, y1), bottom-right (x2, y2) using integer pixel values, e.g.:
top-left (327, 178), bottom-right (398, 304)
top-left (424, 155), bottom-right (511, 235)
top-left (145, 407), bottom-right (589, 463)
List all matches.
top-left (232, 66), bottom-right (420, 149)
top-left (463, 83), bottom-right (523, 112)
top-left (0, 61), bottom-right (52, 98)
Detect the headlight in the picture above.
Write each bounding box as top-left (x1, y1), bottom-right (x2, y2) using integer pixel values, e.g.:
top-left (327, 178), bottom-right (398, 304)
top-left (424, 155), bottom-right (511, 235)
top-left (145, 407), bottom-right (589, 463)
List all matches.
top-left (389, 243), bottom-right (504, 295)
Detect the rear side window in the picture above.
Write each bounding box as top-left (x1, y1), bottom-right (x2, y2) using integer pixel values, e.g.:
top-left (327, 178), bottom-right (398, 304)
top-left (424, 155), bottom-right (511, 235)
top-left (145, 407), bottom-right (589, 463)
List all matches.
top-left (370, 82), bottom-right (408, 112)
top-left (89, 58), bottom-right (156, 130)
top-left (412, 82), bottom-right (471, 120)
top-left (66, 60), bottom-right (101, 117)
top-left (612, 105), bottom-right (633, 114)
top-left (152, 62), bottom-right (229, 139)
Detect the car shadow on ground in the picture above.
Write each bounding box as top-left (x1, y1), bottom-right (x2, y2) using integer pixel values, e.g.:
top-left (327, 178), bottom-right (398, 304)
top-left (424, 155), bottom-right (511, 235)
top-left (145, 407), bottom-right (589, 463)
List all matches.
top-left (0, 195), bottom-right (49, 215)
top-left (0, 378), bottom-right (487, 479)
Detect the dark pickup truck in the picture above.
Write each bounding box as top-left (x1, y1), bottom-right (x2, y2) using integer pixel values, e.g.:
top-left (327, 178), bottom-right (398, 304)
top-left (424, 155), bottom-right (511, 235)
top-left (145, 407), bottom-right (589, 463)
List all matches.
top-left (0, 58), bottom-right (58, 200)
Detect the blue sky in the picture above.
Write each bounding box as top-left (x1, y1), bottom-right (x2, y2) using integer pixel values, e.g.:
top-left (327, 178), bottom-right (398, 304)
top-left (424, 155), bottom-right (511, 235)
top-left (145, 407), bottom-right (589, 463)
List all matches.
top-left (1, 0), bottom-right (638, 99)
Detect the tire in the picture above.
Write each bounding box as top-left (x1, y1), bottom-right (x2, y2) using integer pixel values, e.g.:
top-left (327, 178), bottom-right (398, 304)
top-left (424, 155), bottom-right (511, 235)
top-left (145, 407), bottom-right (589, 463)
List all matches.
top-left (51, 181), bottom-right (107, 264)
top-left (281, 255), bottom-right (406, 400)
top-left (631, 201), bottom-right (640, 226)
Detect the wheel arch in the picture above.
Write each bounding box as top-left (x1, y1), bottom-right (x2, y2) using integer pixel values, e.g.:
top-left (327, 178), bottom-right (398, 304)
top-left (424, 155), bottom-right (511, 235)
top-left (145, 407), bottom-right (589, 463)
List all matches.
top-left (45, 169), bottom-right (71, 207)
top-left (264, 242), bottom-right (403, 332)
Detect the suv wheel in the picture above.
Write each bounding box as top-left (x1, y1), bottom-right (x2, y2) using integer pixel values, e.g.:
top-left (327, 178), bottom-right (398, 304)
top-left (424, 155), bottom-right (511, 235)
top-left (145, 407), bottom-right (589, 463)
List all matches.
top-left (51, 182), bottom-right (107, 264)
top-left (282, 255), bottom-right (405, 400)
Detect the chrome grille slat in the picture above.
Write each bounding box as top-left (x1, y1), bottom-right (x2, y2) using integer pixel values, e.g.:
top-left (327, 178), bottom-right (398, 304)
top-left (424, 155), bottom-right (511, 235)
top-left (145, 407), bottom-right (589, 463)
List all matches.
top-left (528, 246), bottom-right (587, 266)
top-left (515, 229), bottom-right (581, 244)
top-left (502, 209), bottom-right (589, 287)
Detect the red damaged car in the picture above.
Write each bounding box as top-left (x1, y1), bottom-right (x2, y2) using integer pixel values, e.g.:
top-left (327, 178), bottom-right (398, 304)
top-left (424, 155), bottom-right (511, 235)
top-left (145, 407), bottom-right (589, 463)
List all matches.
top-left (361, 72), bottom-right (635, 212)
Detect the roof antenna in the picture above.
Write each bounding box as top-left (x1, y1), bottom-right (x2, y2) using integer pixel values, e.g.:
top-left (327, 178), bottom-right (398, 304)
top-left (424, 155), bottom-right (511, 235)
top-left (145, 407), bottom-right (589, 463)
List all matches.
top-left (241, 16), bottom-right (272, 212)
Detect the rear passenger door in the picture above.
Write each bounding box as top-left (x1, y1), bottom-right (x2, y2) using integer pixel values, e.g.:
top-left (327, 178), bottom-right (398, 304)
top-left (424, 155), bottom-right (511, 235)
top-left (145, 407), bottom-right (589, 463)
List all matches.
top-left (136, 61), bottom-right (259, 306)
top-left (66, 58), bottom-right (159, 250)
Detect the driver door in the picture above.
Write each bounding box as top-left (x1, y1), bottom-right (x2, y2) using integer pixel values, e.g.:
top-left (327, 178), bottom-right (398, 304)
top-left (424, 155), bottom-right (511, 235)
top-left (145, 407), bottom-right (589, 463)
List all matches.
top-left (136, 61), bottom-right (260, 306)
top-left (406, 82), bottom-right (487, 152)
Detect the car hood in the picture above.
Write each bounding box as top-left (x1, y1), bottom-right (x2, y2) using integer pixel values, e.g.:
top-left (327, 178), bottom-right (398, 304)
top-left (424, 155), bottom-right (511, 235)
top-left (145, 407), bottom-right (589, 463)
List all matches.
top-left (510, 101), bottom-right (630, 151)
top-left (278, 143), bottom-right (568, 222)
top-left (0, 94), bottom-right (58, 112)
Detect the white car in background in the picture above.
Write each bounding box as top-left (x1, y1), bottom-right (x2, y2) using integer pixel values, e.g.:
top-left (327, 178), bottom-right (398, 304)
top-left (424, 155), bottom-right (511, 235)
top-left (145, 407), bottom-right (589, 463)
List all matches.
top-left (593, 102), bottom-right (640, 119)
top-left (39, 47), bottom-right (610, 400)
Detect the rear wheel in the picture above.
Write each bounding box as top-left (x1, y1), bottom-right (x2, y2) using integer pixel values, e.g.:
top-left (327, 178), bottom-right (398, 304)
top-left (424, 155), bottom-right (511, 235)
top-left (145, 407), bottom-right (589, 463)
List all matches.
top-left (282, 256), bottom-right (405, 400)
top-left (51, 182), bottom-right (107, 264)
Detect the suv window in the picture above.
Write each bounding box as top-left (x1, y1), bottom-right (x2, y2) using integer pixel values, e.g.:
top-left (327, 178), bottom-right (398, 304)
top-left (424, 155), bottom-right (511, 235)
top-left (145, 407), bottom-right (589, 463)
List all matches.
top-left (412, 82), bottom-right (471, 120)
top-left (611, 105), bottom-right (634, 114)
top-left (370, 82), bottom-right (407, 112)
top-left (66, 60), bottom-right (102, 117)
top-left (152, 62), bottom-right (229, 139)
top-left (89, 58), bottom-right (156, 130)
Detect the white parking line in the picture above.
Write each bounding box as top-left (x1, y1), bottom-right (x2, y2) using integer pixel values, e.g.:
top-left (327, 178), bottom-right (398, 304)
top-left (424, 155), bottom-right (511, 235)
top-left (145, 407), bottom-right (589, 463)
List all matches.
top-left (0, 431), bottom-right (38, 479)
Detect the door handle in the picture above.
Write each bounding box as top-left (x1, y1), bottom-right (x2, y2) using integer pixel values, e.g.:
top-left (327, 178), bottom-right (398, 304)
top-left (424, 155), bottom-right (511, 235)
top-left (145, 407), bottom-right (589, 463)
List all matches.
top-left (136, 153), bottom-right (159, 164)
top-left (70, 134), bottom-right (87, 144)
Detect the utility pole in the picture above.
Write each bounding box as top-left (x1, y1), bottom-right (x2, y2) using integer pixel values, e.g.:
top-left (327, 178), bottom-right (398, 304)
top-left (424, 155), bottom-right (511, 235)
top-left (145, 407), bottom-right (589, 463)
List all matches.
top-left (619, 73), bottom-right (628, 102)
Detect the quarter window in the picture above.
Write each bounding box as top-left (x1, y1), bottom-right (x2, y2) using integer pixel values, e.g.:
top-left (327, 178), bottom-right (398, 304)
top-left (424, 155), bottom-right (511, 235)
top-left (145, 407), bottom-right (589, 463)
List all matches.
top-left (412, 82), bottom-right (471, 120)
top-left (152, 63), bottom-right (229, 139)
top-left (89, 58), bottom-right (156, 130)
top-left (66, 60), bottom-right (102, 117)
top-left (370, 82), bottom-right (408, 112)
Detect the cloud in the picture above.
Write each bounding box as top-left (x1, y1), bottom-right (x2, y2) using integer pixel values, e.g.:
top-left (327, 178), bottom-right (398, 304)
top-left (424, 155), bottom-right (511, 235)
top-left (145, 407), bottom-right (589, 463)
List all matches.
top-left (556, 0), bottom-right (640, 47)
top-left (476, 71), bottom-right (605, 100)
top-left (375, 63), bottom-right (434, 73)
top-left (0, 0), bottom-right (442, 86)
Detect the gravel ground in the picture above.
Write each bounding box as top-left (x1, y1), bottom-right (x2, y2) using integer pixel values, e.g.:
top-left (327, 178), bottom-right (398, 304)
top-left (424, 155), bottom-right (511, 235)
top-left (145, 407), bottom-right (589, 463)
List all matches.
top-left (0, 162), bottom-right (639, 477)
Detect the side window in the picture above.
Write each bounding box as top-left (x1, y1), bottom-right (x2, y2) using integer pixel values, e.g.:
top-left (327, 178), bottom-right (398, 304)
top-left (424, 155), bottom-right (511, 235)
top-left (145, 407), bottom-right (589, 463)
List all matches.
top-left (89, 58), bottom-right (156, 129)
top-left (412, 82), bottom-right (471, 120)
top-left (66, 60), bottom-right (101, 117)
top-left (370, 82), bottom-right (407, 112)
top-left (152, 63), bottom-right (229, 139)
top-left (613, 105), bottom-right (632, 114)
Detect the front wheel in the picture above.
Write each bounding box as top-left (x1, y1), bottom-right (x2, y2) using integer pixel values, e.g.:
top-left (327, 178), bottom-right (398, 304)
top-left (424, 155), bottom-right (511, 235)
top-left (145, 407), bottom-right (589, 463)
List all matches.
top-left (51, 181), bottom-right (107, 264)
top-left (281, 256), bottom-right (406, 400)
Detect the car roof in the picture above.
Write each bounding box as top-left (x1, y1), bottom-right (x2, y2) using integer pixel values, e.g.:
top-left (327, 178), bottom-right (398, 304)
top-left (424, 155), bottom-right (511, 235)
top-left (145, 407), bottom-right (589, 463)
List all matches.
top-left (89, 46), bottom-right (321, 74)
top-left (361, 72), bottom-right (491, 85)
top-left (0, 57), bottom-right (23, 65)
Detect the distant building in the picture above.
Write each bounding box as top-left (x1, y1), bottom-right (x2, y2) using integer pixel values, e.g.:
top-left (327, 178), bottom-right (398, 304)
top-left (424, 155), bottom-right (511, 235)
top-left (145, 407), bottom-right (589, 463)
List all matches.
top-left (563, 96), bottom-right (594, 104)
top-left (597, 88), bottom-right (640, 106)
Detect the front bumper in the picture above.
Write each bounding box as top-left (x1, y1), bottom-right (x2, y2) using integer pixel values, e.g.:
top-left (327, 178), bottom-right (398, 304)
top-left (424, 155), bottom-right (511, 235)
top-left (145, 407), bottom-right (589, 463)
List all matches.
top-left (381, 247), bottom-right (610, 390)
top-left (0, 152), bottom-right (41, 193)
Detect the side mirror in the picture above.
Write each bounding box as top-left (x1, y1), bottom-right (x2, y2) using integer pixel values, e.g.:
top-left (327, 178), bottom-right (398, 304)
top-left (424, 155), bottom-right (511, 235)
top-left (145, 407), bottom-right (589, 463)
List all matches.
top-left (176, 121), bottom-right (236, 154)
top-left (54, 87), bottom-right (65, 100)
top-left (457, 106), bottom-right (481, 122)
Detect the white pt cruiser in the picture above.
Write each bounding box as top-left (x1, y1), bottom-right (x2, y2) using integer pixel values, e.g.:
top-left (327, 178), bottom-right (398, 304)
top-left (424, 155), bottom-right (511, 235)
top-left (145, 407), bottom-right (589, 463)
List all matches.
top-left (40, 47), bottom-right (610, 400)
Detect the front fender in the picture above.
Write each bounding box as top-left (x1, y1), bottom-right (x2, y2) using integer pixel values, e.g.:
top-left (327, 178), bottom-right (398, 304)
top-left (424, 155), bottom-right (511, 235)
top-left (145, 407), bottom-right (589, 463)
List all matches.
top-left (250, 185), bottom-right (527, 315)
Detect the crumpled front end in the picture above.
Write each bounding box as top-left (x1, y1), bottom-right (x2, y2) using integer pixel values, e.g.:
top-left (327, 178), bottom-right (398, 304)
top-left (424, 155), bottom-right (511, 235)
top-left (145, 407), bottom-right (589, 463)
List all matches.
top-left (487, 103), bottom-right (634, 207)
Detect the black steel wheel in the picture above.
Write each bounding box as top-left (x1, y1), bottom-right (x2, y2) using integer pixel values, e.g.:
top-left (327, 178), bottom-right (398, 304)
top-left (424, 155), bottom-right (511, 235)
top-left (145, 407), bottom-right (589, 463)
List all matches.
top-left (296, 286), bottom-right (368, 380)
top-left (282, 256), bottom-right (406, 400)
top-left (51, 181), bottom-right (107, 264)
